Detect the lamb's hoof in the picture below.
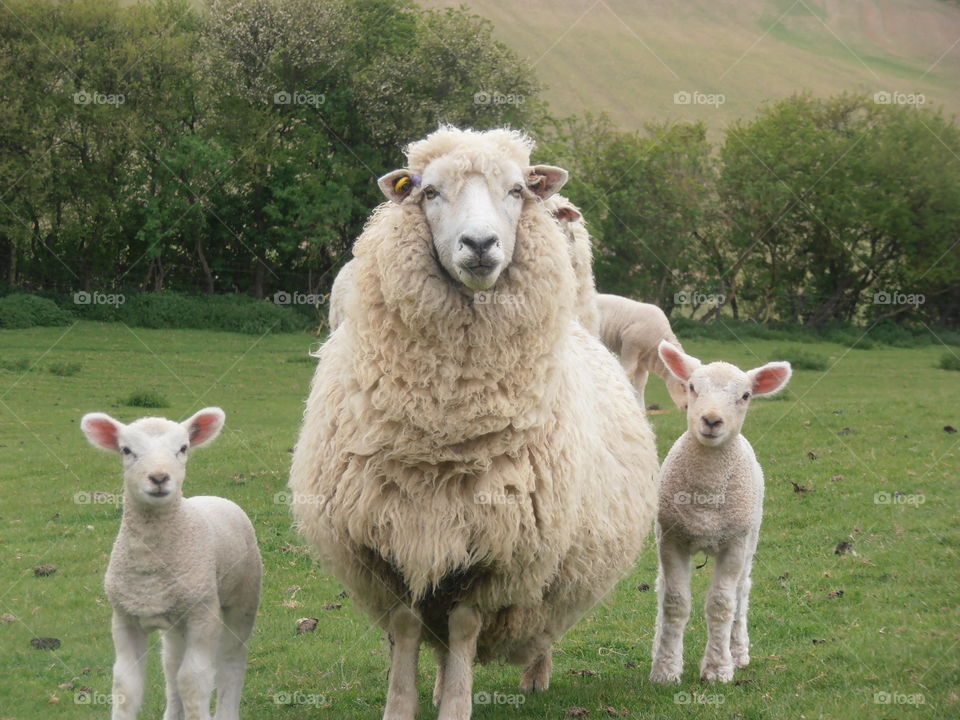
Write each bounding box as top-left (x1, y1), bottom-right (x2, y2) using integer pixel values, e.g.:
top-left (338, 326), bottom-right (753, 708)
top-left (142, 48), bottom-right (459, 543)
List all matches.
top-left (519, 652), bottom-right (552, 692)
top-left (649, 665), bottom-right (682, 684)
top-left (699, 663), bottom-right (734, 683)
top-left (732, 651), bottom-right (750, 668)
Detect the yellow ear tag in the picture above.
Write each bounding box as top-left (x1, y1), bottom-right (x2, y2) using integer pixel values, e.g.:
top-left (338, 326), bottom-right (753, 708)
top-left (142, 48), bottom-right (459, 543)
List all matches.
top-left (394, 176), bottom-right (411, 195)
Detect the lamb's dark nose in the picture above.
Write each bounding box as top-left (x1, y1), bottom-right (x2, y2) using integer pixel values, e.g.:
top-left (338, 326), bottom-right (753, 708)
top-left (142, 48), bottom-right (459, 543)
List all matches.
top-left (149, 473), bottom-right (170, 487)
top-left (702, 416), bottom-right (723, 430)
top-left (460, 234), bottom-right (498, 257)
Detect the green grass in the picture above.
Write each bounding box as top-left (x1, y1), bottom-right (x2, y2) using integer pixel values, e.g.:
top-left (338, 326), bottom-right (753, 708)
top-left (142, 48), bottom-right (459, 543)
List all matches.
top-left (0, 321), bottom-right (957, 719)
top-left (120, 390), bottom-right (170, 409)
top-left (939, 352), bottom-right (960, 372)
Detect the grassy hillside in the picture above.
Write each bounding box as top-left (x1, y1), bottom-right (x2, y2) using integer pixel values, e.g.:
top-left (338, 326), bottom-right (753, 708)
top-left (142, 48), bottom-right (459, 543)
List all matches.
top-left (425, 0), bottom-right (960, 133)
top-left (1, 322), bottom-right (958, 717)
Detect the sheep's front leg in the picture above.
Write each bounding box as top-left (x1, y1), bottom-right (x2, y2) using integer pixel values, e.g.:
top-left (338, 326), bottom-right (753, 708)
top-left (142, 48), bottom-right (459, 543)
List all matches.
top-left (111, 611), bottom-right (148, 720)
top-left (650, 536), bottom-right (691, 684)
top-left (383, 605), bottom-right (421, 720)
top-left (162, 628), bottom-right (186, 720)
top-left (178, 606), bottom-right (221, 720)
top-left (519, 649), bottom-right (552, 692)
top-left (437, 605), bottom-right (481, 720)
top-left (700, 541), bottom-right (747, 683)
top-left (731, 529), bottom-right (758, 668)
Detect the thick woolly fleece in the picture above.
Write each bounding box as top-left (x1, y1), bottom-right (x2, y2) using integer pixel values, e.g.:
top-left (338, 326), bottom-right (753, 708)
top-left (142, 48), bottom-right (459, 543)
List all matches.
top-left (289, 150), bottom-right (658, 666)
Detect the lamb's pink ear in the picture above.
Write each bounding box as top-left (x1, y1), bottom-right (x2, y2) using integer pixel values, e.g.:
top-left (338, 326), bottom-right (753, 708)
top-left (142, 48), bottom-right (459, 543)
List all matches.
top-left (748, 362), bottom-right (792, 397)
top-left (552, 203), bottom-right (581, 222)
top-left (378, 169), bottom-right (417, 204)
top-left (658, 340), bottom-right (701, 383)
top-left (81, 413), bottom-right (123, 452)
top-left (526, 165), bottom-right (568, 199)
top-left (182, 407), bottom-right (225, 448)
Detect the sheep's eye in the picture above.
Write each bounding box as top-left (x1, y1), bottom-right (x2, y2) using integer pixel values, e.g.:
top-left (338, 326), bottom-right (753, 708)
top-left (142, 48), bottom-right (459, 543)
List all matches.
top-left (121, 447), bottom-right (132, 456)
top-left (422, 186), bottom-right (438, 200)
top-left (179, 444), bottom-right (188, 454)
top-left (742, 392), bottom-right (751, 401)
top-left (509, 185), bottom-right (523, 198)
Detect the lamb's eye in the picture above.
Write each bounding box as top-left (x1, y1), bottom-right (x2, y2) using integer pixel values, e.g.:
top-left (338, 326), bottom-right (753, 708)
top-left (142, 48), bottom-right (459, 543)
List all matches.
top-left (509, 185), bottom-right (523, 198)
top-left (742, 392), bottom-right (751, 401)
top-left (422, 186), bottom-right (438, 200)
top-left (121, 447), bottom-right (132, 456)
top-left (688, 383), bottom-right (696, 394)
top-left (179, 444), bottom-right (188, 454)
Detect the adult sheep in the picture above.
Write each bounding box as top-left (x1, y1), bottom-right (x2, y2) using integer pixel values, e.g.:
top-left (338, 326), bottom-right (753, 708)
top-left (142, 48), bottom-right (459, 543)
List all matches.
top-left (543, 194), bottom-right (600, 335)
top-left (289, 126), bottom-right (658, 720)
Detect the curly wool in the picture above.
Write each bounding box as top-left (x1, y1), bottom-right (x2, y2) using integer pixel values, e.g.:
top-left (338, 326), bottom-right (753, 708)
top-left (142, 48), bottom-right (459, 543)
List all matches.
top-left (289, 131), bottom-right (658, 666)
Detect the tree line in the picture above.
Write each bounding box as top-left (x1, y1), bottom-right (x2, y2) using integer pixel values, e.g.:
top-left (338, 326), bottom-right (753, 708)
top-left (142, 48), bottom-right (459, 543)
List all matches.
top-left (1, 0), bottom-right (957, 327)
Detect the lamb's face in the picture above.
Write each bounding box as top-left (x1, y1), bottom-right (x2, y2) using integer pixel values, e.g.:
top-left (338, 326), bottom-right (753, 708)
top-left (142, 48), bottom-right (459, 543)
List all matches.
top-left (658, 341), bottom-right (792, 448)
top-left (419, 158), bottom-right (526, 291)
top-left (80, 408), bottom-right (225, 508)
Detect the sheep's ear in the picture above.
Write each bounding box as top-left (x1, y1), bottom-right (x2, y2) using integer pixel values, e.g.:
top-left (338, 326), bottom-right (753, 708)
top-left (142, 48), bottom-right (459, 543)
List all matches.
top-left (526, 165), bottom-right (568, 200)
top-left (748, 362), bottom-right (792, 397)
top-left (552, 203), bottom-right (581, 222)
top-left (378, 169), bottom-right (418, 204)
top-left (658, 340), bottom-right (700, 383)
top-left (81, 412), bottom-right (123, 452)
top-left (182, 407), bottom-right (225, 448)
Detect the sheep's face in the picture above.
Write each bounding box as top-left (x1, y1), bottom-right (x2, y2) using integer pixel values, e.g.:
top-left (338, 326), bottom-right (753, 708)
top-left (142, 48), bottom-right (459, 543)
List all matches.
top-left (378, 161), bottom-right (568, 292)
top-left (658, 341), bottom-right (791, 447)
top-left (80, 408), bottom-right (225, 508)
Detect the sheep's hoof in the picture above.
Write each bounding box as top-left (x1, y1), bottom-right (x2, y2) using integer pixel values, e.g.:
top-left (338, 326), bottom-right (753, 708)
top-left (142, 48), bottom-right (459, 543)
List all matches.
top-left (731, 650), bottom-right (750, 668)
top-left (648, 665), bottom-right (682, 684)
top-left (519, 652), bottom-right (552, 692)
top-left (699, 662), bottom-right (734, 683)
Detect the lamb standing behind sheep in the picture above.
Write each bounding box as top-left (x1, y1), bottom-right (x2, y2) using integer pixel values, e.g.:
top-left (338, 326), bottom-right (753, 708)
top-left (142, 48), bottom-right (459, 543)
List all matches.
top-left (80, 408), bottom-right (262, 720)
top-left (289, 126), bottom-right (659, 720)
top-left (596, 293), bottom-right (688, 410)
top-left (543, 194), bottom-right (599, 335)
top-left (327, 257), bottom-right (356, 331)
top-left (649, 342), bottom-right (791, 684)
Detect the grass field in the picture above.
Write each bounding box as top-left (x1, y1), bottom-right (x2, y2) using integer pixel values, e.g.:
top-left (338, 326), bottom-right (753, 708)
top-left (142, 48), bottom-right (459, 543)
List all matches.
top-left (1, 321), bottom-right (957, 718)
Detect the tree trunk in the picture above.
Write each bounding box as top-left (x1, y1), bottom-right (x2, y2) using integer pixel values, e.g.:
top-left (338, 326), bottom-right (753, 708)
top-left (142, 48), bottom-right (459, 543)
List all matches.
top-left (196, 235), bottom-right (214, 294)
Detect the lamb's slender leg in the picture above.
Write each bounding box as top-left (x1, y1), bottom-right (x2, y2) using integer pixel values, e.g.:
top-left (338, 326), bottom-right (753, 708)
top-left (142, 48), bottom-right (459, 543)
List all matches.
top-left (433, 650), bottom-right (446, 707)
top-left (650, 535), bottom-right (691, 684)
top-left (177, 606), bottom-right (221, 720)
top-left (111, 611), bottom-right (148, 720)
top-left (700, 541), bottom-right (747, 683)
top-left (383, 605), bottom-right (421, 720)
top-left (162, 628), bottom-right (186, 720)
top-left (213, 605), bottom-right (256, 720)
top-left (731, 530), bottom-right (758, 668)
top-left (519, 649), bottom-right (552, 692)
top-left (437, 605), bottom-right (481, 720)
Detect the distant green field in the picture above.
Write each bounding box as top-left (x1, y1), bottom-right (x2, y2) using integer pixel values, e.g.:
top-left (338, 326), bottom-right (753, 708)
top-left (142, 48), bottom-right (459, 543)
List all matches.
top-left (426, 0), bottom-right (960, 136)
top-left (1, 321), bottom-right (957, 718)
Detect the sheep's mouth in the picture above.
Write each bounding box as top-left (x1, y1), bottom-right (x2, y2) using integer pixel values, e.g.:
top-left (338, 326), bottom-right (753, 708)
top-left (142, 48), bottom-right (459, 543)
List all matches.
top-left (146, 489), bottom-right (171, 498)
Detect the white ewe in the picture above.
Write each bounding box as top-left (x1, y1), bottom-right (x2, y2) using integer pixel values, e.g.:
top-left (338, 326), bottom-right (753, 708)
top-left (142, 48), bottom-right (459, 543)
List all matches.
top-left (543, 194), bottom-right (599, 335)
top-left (289, 126), bottom-right (659, 720)
top-left (80, 408), bottom-right (262, 720)
top-left (649, 342), bottom-right (791, 684)
top-left (596, 293), bottom-right (687, 410)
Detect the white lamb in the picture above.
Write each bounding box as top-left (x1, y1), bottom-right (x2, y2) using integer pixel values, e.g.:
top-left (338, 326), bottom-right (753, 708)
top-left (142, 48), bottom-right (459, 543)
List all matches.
top-left (80, 408), bottom-right (262, 720)
top-left (649, 342), bottom-right (791, 684)
top-left (543, 194), bottom-right (600, 335)
top-left (596, 293), bottom-right (688, 410)
top-left (289, 126), bottom-right (658, 720)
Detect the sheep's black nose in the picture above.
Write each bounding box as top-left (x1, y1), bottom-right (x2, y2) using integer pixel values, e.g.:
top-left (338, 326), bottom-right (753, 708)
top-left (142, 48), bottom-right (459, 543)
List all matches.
top-left (702, 416), bottom-right (723, 429)
top-left (149, 473), bottom-right (170, 486)
top-left (460, 234), bottom-right (498, 256)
